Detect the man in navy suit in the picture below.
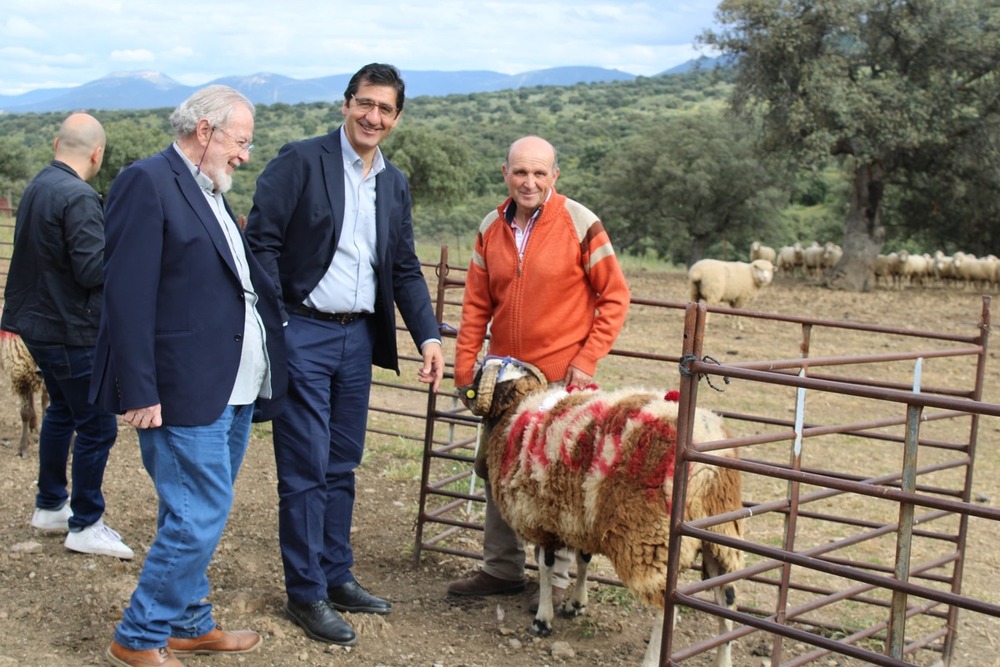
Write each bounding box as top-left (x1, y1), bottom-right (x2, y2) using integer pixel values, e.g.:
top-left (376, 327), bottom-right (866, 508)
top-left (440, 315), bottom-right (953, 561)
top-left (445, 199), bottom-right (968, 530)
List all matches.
top-left (246, 63), bottom-right (443, 646)
top-left (91, 85), bottom-right (287, 667)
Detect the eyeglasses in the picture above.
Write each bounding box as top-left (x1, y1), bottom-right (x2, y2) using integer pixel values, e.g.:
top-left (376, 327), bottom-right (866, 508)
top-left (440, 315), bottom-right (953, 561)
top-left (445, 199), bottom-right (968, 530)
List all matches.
top-left (351, 94), bottom-right (400, 119)
top-left (213, 126), bottom-right (254, 155)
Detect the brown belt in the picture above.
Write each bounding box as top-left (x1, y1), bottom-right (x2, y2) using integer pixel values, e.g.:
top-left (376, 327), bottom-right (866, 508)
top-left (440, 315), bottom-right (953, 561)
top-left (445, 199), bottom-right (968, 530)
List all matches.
top-left (291, 304), bottom-right (367, 325)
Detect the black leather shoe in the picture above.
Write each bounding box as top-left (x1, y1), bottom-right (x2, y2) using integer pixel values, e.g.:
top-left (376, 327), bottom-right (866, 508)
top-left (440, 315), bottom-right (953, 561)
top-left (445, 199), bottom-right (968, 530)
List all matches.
top-left (328, 579), bottom-right (392, 615)
top-left (284, 600), bottom-right (357, 646)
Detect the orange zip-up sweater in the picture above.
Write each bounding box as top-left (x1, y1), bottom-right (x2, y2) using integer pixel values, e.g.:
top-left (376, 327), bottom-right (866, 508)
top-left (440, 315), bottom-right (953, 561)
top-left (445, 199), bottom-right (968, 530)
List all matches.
top-left (454, 190), bottom-right (630, 388)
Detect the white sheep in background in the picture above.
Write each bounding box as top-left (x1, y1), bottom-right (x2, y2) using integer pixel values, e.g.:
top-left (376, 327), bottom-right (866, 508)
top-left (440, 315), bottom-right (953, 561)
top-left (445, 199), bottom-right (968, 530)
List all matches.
top-left (821, 242), bottom-right (843, 272)
top-left (873, 254), bottom-right (892, 288)
top-left (775, 242), bottom-right (803, 276)
top-left (885, 251), bottom-right (905, 289)
top-left (749, 241), bottom-right (776, 265)
top-left (898, 250), bottom-right (932, 287)
top-left (469, 356), bottom-right (743, 667)
top-left (0, 330), bottom-right (46, 457)
top-left (689, 259), bottom-right (774, 330)
top-left (951, 251), bottom-right (990, 290)
top-left (801, 242), bottom-right (825, 279)
top-left (932, 252), bottom-right (956, 286)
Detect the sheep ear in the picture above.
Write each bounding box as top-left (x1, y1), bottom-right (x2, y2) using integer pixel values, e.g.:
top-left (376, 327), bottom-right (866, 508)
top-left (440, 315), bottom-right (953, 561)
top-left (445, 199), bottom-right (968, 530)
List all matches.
top-left (473, 361), bottom-right (500, 416)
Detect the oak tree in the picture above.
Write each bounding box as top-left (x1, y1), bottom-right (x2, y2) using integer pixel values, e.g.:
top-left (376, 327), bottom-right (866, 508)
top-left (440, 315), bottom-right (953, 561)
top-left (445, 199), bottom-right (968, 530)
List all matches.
top-left (703, 0), bottom-right (1000, 290)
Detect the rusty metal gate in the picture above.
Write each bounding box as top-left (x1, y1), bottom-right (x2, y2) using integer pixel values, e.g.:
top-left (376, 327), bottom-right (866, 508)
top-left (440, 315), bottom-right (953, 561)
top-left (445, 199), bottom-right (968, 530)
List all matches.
top-left (413, 245), bottom-right (1000, 666)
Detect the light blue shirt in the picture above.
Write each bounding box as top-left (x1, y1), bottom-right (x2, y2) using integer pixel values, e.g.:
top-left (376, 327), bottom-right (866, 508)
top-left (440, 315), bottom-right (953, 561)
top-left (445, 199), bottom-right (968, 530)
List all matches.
top-left (174, 143), bottom-right (271, 404)
top-left (305, 126), bottom-right (381, 314)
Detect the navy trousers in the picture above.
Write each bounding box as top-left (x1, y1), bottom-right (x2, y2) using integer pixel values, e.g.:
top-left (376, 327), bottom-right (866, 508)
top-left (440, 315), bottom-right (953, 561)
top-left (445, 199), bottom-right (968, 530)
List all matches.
top-left (273, 314), bottom-right (374, 604)
top-left (23, 338), bottom-right (118, 530)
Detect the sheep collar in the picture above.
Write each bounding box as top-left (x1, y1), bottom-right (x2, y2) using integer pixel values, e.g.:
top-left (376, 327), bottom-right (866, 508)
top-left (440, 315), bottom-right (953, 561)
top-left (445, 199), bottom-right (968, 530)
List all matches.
top-left (483, 355), bottom-right (545, 384)
top-left (469, 355), bottom-right (547, 416)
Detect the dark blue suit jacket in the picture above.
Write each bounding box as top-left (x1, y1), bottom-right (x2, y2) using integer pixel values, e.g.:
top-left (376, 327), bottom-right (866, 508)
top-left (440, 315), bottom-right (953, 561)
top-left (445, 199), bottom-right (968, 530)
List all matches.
top-left (90, 146), bottom-right (287, 426)
top-left (246, 127), bottom-right (439, 372)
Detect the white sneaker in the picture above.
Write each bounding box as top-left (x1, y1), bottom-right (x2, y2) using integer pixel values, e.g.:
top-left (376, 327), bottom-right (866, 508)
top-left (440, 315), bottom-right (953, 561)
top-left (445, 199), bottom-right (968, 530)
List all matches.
top-left (64, 519), bottom-right (134, 559)
top-left (31, 503), bottom-right (72, 532)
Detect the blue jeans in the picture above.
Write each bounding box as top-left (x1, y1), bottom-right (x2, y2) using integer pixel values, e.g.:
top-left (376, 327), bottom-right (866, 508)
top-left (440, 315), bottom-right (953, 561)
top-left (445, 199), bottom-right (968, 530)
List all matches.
top-left (21, 338), bottom-right (118, 531)
top-left (273, 315), bottom-right (373, 603)
top-left (114, 404), bottom-right (253, 650)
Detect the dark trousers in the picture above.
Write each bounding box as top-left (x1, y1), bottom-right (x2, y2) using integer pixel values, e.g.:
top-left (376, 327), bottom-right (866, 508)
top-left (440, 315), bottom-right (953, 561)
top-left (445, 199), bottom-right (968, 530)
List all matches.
top-left (22, 338), bottom-right (118, 530)
top-left (273, 314), bottom-right (374, 604)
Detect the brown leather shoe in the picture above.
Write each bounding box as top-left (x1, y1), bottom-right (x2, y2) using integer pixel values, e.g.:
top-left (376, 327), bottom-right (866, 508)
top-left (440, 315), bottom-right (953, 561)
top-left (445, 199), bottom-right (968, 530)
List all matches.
top-left (167, 625), bottom-right (262, 656)
top-left (447, 570), bottom-right (527, 596)
top-left (528, 584), bottom-right (567, 614)
top-left (106, 640), bottom-right (183, 666)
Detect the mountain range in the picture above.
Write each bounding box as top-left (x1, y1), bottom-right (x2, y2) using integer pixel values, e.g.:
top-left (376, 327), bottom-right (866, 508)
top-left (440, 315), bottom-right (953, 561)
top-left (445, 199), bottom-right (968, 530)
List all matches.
top-left (0, 58), bottom-right (719, 114)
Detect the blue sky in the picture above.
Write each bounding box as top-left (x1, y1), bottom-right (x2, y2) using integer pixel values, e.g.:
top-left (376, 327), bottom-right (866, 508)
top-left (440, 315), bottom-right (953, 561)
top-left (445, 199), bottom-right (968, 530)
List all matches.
top-left (0, 0), bottom-right (721, 96)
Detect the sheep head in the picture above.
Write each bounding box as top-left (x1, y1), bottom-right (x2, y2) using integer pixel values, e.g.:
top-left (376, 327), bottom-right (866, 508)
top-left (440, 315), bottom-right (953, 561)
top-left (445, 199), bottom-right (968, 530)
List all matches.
top-left (750, 259), bottom-right (775, 287)
top-left (467, 356), bottom-right (547, 419)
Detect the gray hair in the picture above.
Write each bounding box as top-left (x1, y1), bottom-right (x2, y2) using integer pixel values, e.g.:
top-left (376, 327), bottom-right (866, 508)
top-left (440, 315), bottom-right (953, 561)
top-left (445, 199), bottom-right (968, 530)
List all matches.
top-left (169, 85), bottom-right (255, 139)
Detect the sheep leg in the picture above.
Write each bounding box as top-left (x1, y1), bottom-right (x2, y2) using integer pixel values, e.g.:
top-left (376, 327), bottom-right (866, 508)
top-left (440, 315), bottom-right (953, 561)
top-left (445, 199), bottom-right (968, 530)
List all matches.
top-left (16, 392), bottom-right (36, 458)
top-left (641, 556), bottom-right (735, 667)
top-left (16, 420), bottom-right (30, 457)
top-left (703, 548), bottom-right (735, 667)
top-left (559, 551), bottom-right (590, 618)
top-left (530, 547), bottom-right (556, 637)
top-left (641, 610), bottom-right (665, 667)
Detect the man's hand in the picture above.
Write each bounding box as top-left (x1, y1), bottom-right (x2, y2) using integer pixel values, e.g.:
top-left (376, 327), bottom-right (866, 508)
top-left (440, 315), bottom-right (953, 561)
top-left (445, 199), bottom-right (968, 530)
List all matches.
top-left (122, 404), bottom-right (163, 430)
top-left (564, 365), bottom-right (593, 389)
top-left (417, 341), bottom-right (445, 393)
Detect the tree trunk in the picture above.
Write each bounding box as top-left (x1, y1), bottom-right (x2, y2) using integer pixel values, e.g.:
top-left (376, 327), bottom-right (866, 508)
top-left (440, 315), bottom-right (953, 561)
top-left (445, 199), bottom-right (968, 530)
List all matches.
top-left (688, 236), bottom-right (708, 268)
top-left (824, 160), bottom-right (886, 292)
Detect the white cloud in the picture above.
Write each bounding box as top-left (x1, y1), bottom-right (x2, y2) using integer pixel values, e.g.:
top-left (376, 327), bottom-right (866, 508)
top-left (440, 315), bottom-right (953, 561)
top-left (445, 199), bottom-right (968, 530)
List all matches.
top-left (0, 0), bottom-right (721, 96)
top-left (110, 49), bottom-right (155, 63)
top-left (3, 16), bottom-right (46, 39)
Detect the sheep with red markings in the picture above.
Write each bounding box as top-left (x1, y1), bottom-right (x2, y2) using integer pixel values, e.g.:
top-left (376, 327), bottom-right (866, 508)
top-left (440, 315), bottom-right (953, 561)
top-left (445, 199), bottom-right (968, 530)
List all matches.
top-left (468, 356), bottom-right (743, 667)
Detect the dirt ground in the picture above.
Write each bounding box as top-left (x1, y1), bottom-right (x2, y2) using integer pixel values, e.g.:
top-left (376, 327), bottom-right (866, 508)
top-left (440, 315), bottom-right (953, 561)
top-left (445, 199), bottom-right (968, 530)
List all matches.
top-left (0, 268), bottom-right (998, 667)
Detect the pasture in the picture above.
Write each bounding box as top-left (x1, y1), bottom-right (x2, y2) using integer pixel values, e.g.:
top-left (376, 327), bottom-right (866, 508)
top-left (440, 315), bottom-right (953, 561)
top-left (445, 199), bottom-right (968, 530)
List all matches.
top-left (0, 267), bottom-right (997, 666)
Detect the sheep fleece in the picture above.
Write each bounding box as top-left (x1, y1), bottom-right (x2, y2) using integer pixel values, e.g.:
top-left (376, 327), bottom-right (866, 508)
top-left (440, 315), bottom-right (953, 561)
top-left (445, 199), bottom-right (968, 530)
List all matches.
top-left (488, 387), bottom-right (742, 607)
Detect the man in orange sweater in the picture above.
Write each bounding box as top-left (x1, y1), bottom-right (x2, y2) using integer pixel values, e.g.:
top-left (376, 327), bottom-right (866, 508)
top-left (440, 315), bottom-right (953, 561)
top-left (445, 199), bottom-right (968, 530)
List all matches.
top-left (449, 135), bottom-right (630, 609)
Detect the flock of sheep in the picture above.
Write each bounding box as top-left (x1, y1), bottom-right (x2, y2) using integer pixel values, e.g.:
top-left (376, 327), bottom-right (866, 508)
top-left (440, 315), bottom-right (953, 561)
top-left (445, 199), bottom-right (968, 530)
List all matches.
top-left (685, 240), bottom-right (1000, 324)
top-left (755, 241), bottom-right (1000, 291)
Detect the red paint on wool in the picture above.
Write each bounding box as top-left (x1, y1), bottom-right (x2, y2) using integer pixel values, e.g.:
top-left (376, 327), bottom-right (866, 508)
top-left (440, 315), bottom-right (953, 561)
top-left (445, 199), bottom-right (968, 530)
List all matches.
top-left (525, 412), bottom-right (550, 471)
top-left (502, 410), bottom-right (531, 479)
top-left (624, 412), bottom-right (677, 497)
top-left (502, 398), bottom-right (680, 509)
top-left (559, 400), bottom-right (609, 472)
top-left (503, 408), bottom-right (548, 479)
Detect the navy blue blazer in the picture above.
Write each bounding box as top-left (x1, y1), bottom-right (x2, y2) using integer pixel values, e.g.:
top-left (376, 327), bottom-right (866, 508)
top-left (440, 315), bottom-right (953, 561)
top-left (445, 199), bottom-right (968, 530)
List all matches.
top-left (89, 146), bottom-right (287, 426)
top-left (246, 127), bottom-right (439, 372)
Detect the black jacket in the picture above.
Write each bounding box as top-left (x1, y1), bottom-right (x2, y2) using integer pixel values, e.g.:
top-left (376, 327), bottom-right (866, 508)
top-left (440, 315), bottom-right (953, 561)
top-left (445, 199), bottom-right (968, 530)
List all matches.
top-left (1, 160), bottom-right (105, 346)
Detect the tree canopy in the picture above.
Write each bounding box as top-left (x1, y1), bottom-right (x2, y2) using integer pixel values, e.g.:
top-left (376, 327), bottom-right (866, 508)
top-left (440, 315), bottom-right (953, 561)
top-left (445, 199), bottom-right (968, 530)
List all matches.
top-left (599, 114), bottom-right (787, 265)
top-left (703, 0), bottom-right (1000, 290)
